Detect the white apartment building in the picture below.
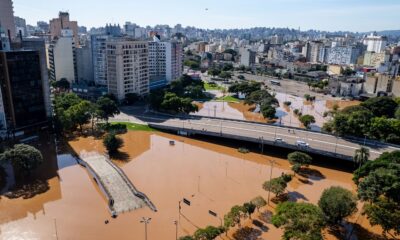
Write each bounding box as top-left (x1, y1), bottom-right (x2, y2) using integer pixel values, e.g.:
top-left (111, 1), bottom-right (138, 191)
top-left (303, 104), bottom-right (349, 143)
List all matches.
top-left (363, 33), bottom-right (387, 53)
top-left (48, 29), bottom-right (76, 83)
top-left (148, 37), bottom-right (183, 89)
top-left (106, 39), bottom-right (149, 101)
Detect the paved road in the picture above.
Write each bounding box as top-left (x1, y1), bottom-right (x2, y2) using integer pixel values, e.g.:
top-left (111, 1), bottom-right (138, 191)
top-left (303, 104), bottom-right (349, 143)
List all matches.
top-left (79, 151), bottom-right (148, 214)
top-left (122, 113), bottom-right (400, 161)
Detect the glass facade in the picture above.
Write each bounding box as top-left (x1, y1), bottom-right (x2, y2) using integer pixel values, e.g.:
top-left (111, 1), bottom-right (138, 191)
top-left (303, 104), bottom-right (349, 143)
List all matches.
top-left (0, 50), bottom-right (47, 130)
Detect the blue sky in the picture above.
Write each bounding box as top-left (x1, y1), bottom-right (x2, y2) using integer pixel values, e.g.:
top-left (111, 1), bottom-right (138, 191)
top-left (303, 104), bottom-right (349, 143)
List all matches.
top-left (13, 0), bottom-right (400, 32)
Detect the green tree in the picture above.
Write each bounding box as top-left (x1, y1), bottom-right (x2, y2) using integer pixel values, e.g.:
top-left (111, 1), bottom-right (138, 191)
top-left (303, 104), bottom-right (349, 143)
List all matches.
top-left (219, 71), bottom-right (232, 80)
top-left (288, 152), bottom-right (312, 173)
top-left (243, 202), bottom-right (256, 219)
top-left (179, 236), bottom-right (194, 240)
top-left (53, 78), bottom-right (70, 91)
top-left (224, 205), bottom-right (246, 228)
top-left (262, 177), bottom-right (288, 197)
top-left (260, 104), bottom-right (276, 119)
top-left (272, 202), bottom-right (325, 240)
top-left (0, 144), bottom-right (43, 175)
top-left (353, 151), bottom-right (400, 237)
top-left (328, 106), bottom-right (373, 137)
top-left (361, 96), bottom-right (398, 118)
top-left (193, 226), bottom-right (223, 240)
top-left (395, 107), bottom-right (400, 120)
top-left (299, 115), bottom-right (316, 129)
top-left (103, 133), bottom-right (123, 155)
top-left (96, 96), bottom-right (120, 123)
top-left (207, 68), bottom-right (221, 77)
top-left (251, 196), bottom-right (267, 212)
top-left (65, 100), bottom-right (92, 132)
top-left (318, 186), bottom-right (357, 224)
top-left (353, 147), bottom-right (370, 169)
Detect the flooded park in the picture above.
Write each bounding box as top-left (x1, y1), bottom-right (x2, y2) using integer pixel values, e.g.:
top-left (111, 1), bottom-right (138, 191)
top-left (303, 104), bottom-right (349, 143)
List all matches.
top-left (0, 129), bottom-right (385, 239)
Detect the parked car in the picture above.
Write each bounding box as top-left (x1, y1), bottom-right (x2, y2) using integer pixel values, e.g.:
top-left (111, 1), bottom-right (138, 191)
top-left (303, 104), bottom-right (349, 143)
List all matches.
top-left (296, 140), bottom-right (309, 148)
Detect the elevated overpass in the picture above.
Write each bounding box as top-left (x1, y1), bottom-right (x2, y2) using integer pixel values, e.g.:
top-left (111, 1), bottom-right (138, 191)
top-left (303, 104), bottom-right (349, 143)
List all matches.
top-left (125, 114), bottom-right (400, 161)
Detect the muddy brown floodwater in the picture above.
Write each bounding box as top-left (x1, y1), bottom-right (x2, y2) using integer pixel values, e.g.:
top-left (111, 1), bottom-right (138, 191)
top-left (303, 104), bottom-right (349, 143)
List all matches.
top-left (0, 131), bottom-right (385, 239)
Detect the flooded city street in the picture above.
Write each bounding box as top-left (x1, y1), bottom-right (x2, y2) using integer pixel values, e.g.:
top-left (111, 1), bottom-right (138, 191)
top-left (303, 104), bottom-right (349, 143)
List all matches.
top-left (0, 131), bottom-right (383, 239)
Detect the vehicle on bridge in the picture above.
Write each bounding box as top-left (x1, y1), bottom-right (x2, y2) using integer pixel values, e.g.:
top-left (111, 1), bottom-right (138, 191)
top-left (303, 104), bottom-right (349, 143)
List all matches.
top-left (274, 138), bottom-right (285, 144)
top-left (296, 140), bottom-right (309, 148)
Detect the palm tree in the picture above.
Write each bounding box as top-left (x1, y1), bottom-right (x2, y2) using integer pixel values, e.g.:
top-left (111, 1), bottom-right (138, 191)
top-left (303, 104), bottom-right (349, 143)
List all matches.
top-left (353, 147), bottom-right (370, 168)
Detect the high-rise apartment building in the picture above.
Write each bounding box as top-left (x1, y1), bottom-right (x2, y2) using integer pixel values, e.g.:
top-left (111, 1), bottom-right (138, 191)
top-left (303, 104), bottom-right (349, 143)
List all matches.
top-left (363, 33), bottom-right (387, 53)
top-left (76, 43), bottom-right (94, 82)
top-left (21, 38), bottom-right (52, 118)
top-left (327, 46), bottom-right (360, 65)
top-left (0, 0), bottom-right (16, 39)
top-left (304, 41), bottom-right (323, 63)
top-left (48, 29), bottom-right (77, 83)
top-left (106, 39), bottom-right (149, 101)
top-left (240, 47), bottom-right (256, 67)
top-left (0, 50), bottom-right (48, 131)
top-left (148, 37), bottom-right (183, 89)
top-left (49, 12), bottom-right (79, 45)
top-left (91, 35), bottom-right (111, 86)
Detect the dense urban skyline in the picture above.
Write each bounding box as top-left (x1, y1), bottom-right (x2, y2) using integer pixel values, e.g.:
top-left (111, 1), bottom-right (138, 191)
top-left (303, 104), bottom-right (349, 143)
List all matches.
top-left (13, 0), bottom-right (400, 32)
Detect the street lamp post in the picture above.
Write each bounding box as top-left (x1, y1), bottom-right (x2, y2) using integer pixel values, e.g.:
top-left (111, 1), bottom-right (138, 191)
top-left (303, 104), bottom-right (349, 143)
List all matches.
top-left (173, 220), bottom-right (178, 240)
top-left (267, 159), bottom-right (277, 205)
top-left (140, 217), bottom-right (151, 240)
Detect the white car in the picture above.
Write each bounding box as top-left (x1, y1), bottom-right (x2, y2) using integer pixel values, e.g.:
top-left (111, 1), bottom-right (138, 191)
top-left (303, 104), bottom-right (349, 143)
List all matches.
top-left (274, 138), bottom-right (285, 143)
top-left (296, 140), bottom-right (309, 148)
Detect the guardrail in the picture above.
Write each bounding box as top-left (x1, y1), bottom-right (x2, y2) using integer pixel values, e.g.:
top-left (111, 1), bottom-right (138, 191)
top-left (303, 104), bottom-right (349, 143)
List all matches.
top-left (143, 111), bottom-right (400, 149)
top-left (149, 123), bottom-right (354, 161)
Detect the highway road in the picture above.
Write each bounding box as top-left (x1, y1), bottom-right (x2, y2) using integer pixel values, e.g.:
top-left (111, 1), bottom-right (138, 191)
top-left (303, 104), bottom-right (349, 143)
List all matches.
top-left (124, 113), bottom-right (400, 161)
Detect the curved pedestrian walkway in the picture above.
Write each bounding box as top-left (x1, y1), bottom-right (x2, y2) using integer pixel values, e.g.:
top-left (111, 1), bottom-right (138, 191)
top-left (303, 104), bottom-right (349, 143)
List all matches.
top-left (79, 151), bottom-right (156, 215)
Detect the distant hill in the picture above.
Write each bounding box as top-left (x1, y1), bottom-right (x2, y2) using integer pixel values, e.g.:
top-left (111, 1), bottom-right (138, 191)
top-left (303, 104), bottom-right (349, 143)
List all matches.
top-left (376, 30), bottom-right (400, 37)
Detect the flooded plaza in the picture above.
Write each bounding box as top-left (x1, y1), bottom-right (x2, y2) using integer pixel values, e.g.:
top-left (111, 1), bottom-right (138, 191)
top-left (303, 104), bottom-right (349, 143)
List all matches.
top-left (0, 130), bottom-right (384, 239)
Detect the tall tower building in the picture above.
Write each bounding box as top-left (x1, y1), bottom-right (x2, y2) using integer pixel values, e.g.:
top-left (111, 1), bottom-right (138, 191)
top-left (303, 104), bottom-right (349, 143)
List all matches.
top-left (106, 39), bottom-right (149, 101)
top-left (0, 0), bottom-right (16, 39)
top-left (363, 33), bottom-right (387, 53)
top-left (148, 37), bottom-right (183, 89)
top-left (49, 12), bottom-right (79, 46)
top-left (48, 29), bottom-right (77, 83)
top-left (0, 50), bottom-right (48, 131)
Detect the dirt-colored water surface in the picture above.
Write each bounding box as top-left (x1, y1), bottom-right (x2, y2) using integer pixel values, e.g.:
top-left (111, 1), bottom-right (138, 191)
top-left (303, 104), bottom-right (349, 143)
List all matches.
top-left (0, 131), bottom-right (385, 239)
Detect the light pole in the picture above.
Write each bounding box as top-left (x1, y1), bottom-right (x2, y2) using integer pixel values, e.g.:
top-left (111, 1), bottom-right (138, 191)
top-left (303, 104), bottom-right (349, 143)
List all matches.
top-left (267, 159), bottom-right (277, 205)
top-left (140, 217), bottom-right (151, 240)
top-left (173, 220), bottom-right (178, 240)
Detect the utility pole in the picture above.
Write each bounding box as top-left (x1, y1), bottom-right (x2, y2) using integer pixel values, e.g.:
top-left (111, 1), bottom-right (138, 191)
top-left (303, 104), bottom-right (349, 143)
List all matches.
top-left (267, 159), bottom-right (277, 205)
top-left (140, 217), bottom-right (151, 240)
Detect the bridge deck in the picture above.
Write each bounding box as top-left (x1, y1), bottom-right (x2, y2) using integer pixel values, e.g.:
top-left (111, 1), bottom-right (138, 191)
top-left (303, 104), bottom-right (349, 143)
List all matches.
top-left (79, 151), bottom-right (155, 214)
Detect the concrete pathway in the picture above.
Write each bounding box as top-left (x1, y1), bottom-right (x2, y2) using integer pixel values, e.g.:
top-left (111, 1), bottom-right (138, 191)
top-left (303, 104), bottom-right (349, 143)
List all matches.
top-left (79, 151), bottom-right (155, 214)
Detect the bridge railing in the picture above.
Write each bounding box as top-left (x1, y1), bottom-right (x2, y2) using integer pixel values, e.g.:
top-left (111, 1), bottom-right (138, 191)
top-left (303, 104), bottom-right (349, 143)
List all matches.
top-left (149, 123), bottom-right (354, 161)
top-left (142, 110), bottom-right (400, 149)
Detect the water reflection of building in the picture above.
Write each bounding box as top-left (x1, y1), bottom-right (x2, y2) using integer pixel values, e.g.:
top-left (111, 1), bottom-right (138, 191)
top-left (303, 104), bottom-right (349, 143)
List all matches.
top-left (0, 132), bottom-right (61, 225)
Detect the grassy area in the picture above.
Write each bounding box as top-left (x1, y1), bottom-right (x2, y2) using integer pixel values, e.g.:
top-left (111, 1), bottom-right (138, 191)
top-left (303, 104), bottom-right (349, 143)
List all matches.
top-left (111, 122), bottom-right (156, 132)
top-left (215, 95), bottom-right (240, 103)
top-left (203, 81), bottom-right (225, 91)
